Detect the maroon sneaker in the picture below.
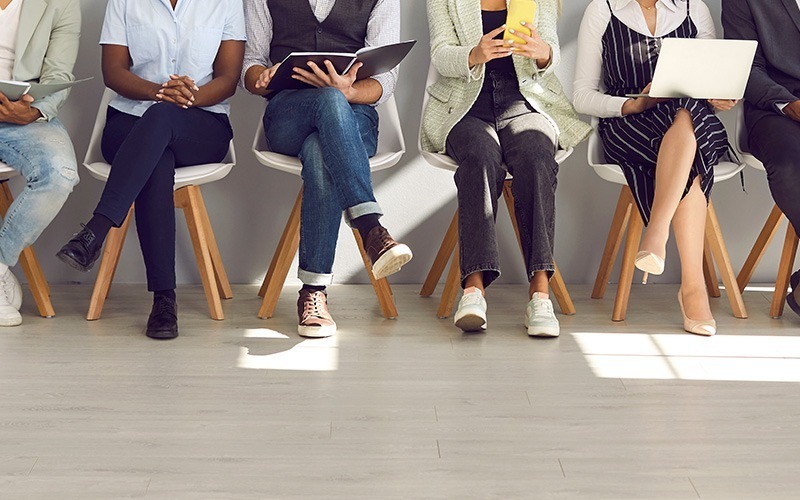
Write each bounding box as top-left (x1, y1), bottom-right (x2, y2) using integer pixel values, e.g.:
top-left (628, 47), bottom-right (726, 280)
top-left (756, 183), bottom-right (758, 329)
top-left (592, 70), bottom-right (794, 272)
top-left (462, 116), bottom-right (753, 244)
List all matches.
top-left (363, 226), bottom-right (413, 280)
top-left (297, 289), bottom-right (336, 338)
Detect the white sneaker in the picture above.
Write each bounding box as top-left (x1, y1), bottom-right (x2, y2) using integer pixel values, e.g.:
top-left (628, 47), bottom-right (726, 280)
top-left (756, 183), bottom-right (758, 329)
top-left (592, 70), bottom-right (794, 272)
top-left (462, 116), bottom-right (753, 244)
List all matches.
top-left (526, 292), bottom-right (559, 337)
top-left (454, 287), bottom-right (487, 332)
top-left (0, 268), bottom-right (23, 327)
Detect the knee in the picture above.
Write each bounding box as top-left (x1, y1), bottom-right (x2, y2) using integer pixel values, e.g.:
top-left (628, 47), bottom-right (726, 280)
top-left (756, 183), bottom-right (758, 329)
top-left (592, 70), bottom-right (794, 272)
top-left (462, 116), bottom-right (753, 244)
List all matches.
top-left (505, 133), bottom-right (557, 180)
top-left (140, 103), bottom-right (183, 131)
top-left (312, 88), bottom-right (351, 122)
top-left (668, 109), bottom-right (697, 143)
top-left (765, 154), bottom-right (800, 186)
top-left (29, 157), bottom-right (79, 197)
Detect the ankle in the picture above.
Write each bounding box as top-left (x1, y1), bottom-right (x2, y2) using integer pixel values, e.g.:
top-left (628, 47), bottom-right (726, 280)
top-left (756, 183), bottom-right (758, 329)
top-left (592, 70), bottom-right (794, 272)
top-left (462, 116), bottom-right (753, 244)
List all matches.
top-left (464, 286), bottom-right (484, 296)
top-left (154, 289), bottom-right (176, 302)
top-left (351, 214), bottom-right (382, 242)
top-left (86, 214), bottom-right (115, 244)
top-left (530, 291), bottom-right (549, 301)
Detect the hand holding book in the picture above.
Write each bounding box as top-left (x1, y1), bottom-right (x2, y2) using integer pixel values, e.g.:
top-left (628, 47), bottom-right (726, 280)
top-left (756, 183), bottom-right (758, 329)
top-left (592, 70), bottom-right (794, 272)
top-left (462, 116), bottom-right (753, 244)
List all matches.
top-left (291, 60), bottom-right (364, 101)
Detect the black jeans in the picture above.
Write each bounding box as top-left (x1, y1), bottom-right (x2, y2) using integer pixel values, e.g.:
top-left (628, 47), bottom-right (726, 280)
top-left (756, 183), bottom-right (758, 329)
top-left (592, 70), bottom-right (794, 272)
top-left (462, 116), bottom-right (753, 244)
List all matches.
top-left (748, 113), bottom-right (800, 242)
top-left (445, 71), bottom-right (558, 288)
top-left (97, 105), bottom-right (232, 291)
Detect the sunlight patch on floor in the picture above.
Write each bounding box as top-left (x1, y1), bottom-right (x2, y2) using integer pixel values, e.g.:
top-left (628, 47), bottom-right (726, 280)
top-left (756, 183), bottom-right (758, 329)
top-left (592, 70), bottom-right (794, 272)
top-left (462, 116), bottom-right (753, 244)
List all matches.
top-left (237, 330), bottom-right (339, 371)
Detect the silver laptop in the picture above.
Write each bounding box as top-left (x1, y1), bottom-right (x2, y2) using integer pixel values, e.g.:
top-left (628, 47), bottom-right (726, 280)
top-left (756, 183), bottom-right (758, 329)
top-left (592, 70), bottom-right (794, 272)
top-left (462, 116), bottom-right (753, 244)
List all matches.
top-left (626, 38), bottom-right (758, 100)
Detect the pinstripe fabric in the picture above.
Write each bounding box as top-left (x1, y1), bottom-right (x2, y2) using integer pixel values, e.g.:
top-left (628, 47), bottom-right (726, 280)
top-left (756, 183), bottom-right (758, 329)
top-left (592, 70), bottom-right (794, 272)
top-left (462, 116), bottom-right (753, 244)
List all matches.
top-left (597, 0), bottom-right (728, 225)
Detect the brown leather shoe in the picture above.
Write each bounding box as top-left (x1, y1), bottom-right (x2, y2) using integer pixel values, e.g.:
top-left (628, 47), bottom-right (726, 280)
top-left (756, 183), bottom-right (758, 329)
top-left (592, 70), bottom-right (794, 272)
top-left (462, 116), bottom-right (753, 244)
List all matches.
top-left (297, 289), bottom-right (336, 338)
top-left (363, 226), bottom-right (413, 280)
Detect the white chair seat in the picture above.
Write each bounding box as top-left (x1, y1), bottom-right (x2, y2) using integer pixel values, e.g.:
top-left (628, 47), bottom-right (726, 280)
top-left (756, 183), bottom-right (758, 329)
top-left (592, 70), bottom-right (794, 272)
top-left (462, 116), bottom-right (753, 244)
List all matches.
top-left (588, 117), bottom-right (746, 185)
top-left (84, 89), bottom-right (236, 190)
top-left (252, 95), bottom-right (406, 174)
top-left (0, 162), bottom-right (17, 181)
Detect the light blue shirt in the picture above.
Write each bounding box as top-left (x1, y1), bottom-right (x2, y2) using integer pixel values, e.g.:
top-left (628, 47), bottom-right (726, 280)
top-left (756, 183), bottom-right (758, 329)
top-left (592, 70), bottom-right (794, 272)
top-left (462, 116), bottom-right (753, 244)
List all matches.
top-left (100, 0), bottom-right (246, 117)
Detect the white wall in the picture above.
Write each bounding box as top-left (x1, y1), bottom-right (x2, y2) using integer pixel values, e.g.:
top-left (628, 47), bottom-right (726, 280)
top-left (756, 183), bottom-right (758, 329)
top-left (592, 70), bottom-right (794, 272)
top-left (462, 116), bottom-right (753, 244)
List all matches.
top-left (19, 0), bottom-right (784, 288)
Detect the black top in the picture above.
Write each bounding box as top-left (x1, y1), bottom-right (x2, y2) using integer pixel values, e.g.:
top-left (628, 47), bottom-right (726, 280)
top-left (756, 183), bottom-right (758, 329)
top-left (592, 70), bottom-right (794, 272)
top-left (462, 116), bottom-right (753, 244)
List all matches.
top-left (482, 9), bottom-right (515, 74)
top-left (268, 0), bottom-right (378, 63)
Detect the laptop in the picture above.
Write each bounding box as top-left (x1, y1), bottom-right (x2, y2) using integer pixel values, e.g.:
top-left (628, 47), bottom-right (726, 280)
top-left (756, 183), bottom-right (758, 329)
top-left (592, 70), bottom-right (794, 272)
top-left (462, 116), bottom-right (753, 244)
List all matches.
top-left (626, 38), bottom-right (758, 100)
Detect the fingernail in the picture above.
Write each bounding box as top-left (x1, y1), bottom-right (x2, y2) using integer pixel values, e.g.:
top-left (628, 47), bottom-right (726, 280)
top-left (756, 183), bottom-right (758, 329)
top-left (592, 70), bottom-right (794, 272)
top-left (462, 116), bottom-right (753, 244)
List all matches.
top-left (194, 86), bottom-right (199, 91)
top-left (520, 21), bottom-right (526, 25)
top-left (182, 105), bottom-right (188, 109)
top-left (509, 29), bottom-right (515, 34)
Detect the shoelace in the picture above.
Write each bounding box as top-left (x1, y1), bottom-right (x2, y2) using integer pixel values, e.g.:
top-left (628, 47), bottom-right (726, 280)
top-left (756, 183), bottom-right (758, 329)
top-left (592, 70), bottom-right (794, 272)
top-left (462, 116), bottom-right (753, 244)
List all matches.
top-left (531, 298), bottom-right (554, 318)
top-left (460, 291), bottom-right (484, 307)
top-left (76, 224), bottom-right (96, 247)
top-left (303, 292), bottom-right (327, 319)
top-left (152, 298), bottom-right (176, 318)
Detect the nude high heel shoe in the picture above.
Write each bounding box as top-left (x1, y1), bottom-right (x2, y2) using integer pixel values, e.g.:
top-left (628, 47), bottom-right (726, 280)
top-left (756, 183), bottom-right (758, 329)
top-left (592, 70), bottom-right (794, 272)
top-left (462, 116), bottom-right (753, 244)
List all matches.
top-left (635, 251), bottom-right (665, 275)
top-left (677, 290), bottom-right (716, 337)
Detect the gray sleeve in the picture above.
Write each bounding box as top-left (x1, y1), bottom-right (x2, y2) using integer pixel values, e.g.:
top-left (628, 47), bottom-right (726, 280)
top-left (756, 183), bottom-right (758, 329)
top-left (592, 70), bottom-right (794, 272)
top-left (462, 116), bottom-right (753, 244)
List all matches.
top-left (366, 0), bottom-right (400, 105)
top-left (241, 0), bottom-right (274, 91)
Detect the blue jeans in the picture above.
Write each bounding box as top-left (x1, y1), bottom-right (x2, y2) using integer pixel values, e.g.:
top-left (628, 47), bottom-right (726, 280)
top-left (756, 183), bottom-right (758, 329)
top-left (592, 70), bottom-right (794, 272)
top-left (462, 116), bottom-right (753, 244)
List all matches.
top-left (263, 88), bottom-right (380, 285)
top-left (0, 119), bottom-right (79, 266)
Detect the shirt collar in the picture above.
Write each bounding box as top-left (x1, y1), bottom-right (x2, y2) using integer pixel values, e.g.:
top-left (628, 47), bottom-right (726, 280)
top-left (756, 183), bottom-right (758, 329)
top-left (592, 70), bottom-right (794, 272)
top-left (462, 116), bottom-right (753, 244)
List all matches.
top-left (612, 0), bottom-right (679, 12)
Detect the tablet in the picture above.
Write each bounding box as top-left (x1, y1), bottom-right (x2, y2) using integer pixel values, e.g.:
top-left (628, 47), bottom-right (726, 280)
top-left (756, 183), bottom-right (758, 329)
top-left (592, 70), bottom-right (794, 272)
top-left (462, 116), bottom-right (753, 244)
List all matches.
top-left (0, 80), bottom-right (32, 101)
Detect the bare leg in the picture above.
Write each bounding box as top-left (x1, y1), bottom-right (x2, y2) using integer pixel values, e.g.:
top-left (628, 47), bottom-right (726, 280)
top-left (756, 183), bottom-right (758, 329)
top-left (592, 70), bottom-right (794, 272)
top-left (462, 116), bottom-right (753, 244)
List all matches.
top-left (640, 109), bottom-right (698, 260)
top-left (672, 177), bottom-right (713, 321)
top-left (528, 271), bottom-right (549, 299)
top-left (464, 272), bottom-right (486, 296)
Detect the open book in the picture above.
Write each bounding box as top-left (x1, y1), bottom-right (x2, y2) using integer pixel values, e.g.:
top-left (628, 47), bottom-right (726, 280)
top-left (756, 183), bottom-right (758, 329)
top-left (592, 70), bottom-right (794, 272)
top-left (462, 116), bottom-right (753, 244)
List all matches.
top-left (266, 40), bottom-right (416, 93)
top-left (0, 77), bottom-right (93, 101)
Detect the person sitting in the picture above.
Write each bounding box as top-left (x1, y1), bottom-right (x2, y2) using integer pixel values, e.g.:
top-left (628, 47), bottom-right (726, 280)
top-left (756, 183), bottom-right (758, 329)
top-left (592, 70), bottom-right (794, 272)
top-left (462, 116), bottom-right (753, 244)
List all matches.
top-left (57, 0), bottom-right (245, 339)
top-left (242, 0), bottom-right (412, 339)
top-left (0, 0), bottom-right (80, 326)
top-left (573, 0), bottom-right (737, 336)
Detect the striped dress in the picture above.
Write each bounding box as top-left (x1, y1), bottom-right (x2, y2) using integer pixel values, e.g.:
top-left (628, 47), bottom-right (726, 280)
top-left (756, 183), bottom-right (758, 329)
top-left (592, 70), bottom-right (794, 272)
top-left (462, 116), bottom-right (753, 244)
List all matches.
top-left (598, 0), bottom-right (729, 225)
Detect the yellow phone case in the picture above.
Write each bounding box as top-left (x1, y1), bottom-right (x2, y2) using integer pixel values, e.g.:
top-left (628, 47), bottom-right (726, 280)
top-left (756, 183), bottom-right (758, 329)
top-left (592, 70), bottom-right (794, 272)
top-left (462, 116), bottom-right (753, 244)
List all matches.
top-left (503, 0), bottom-right (537, 45)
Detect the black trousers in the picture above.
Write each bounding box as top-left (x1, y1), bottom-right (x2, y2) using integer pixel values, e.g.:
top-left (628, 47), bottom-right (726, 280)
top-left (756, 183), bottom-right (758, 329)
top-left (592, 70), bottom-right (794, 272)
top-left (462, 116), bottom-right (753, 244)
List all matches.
top-left (97, 104), bottom-right (232, 291)
top-left (748, 113), bottom-right (800, 240)
top-left (445, 71), bottom-right (559, 288)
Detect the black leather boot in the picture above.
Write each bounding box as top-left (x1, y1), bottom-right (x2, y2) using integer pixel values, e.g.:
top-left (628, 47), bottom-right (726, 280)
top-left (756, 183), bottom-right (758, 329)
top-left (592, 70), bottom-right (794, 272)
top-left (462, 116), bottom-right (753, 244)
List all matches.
top-left (56, 225), bottom-right (103, 272)
top-left (146, 295), bottom-right (179, 340)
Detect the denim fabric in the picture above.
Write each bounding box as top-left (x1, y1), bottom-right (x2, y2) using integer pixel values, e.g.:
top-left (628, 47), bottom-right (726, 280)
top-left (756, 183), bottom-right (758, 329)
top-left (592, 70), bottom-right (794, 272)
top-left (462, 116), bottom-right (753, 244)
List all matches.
top-left (748, 113), bottom-right (800, 237)
top-left (0, 119), bottom-right (78, 266)
top-left (96, 105), bottom-right (232, 291)
top-left (263, 88), bottom-right (380, 286)
top-left (445, 71), bottom-right (558, 288)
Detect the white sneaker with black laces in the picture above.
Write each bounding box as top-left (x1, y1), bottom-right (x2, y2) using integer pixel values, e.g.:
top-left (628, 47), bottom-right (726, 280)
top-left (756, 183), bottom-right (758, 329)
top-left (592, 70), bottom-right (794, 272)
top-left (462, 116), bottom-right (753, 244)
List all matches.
top-left (525, 292), bottom-right (559, 337)
top-left (454, 287), bottom-right (487, 332)
top-left (0, 268), bottom-right (23, 327)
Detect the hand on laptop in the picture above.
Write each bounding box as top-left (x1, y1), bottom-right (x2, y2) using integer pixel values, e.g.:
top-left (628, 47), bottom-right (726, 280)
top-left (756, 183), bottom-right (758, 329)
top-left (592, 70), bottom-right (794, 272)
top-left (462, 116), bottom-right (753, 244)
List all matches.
top-left (708, 99), bottom-right (737, 112)
top-left (622, 83), bottom-right (670, 116)
top-left (785, 101), bottom-right (800, 122)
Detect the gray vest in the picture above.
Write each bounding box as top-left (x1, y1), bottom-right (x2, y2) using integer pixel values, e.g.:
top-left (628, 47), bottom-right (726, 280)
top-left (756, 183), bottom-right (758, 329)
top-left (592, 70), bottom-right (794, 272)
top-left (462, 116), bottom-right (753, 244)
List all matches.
top-left (268, 0), bottom-right (379, 63)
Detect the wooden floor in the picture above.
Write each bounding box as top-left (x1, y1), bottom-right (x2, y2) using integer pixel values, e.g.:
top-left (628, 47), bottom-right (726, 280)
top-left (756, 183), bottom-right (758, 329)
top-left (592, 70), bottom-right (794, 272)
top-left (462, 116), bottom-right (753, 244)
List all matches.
top-left (2, 283), bottom-right (800, 499)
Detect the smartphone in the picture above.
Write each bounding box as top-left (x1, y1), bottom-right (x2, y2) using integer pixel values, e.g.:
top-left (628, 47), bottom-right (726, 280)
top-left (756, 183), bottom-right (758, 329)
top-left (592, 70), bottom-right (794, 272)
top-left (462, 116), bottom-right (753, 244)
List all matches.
top-left (503, 0), bottom-right (537, 45)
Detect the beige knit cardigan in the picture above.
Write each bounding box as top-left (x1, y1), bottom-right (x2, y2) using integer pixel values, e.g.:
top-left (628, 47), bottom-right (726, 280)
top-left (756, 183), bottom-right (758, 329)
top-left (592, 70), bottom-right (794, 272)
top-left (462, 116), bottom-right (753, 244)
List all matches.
top-left (421, 0), bottom-right (592, 153)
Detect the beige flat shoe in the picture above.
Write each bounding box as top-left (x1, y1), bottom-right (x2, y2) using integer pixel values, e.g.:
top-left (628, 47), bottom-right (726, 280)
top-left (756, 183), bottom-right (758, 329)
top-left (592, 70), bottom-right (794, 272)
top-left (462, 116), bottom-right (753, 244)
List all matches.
top-left (678, 290), bottom-right (716, 337)
top-left (635, 251), bottom-right (665, 275)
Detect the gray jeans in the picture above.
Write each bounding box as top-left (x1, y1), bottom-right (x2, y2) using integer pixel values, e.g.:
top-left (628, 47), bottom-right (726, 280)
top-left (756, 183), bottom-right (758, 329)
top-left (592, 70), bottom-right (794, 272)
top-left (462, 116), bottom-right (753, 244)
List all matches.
top-left (446, 71), bottom-right (558, 288)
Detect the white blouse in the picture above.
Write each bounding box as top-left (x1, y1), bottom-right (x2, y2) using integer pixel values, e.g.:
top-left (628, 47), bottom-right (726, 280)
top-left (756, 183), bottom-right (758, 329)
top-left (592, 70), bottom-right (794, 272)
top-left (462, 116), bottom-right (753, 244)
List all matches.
top-left (0, 0), bottom-right (24, 81)
top-left (573, 0), bottom-right (716, 118)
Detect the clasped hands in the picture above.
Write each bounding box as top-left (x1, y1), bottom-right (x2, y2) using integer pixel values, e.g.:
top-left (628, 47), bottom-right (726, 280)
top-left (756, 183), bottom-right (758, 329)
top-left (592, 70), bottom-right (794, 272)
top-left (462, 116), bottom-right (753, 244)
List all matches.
top-left (155, 74), bottom-right (199, 108)
top-left (623, 83), bottom-right (738, 115)
top-left (254, 60), bottom-right (363, 101)
top-left (468, 22), bottom-right (552, 69)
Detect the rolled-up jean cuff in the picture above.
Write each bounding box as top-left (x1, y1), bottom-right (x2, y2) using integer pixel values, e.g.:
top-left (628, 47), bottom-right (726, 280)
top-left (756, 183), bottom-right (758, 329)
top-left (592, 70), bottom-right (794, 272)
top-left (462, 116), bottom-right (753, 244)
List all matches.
top-left (461, 264), bottom-right (501, 289)
top-left (298, 268), bottom-right (334, 286)
top-left (528, 264), bottom-right (555, 282)
top-left (343, 202), bottom-right (383, 227)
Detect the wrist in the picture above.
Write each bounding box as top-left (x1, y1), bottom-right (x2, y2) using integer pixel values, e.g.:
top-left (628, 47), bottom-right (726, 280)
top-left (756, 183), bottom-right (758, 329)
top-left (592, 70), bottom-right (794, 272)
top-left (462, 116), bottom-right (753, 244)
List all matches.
top-left (468, 47), bottom-right (479, 68)
top-left (622, 99), bottom-right (640, 116)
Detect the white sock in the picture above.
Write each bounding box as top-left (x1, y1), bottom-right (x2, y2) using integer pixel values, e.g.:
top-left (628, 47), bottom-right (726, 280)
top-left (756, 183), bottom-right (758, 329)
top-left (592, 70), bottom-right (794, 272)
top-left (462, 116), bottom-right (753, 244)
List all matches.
top-left (531, 291), bottom-right (549, 300)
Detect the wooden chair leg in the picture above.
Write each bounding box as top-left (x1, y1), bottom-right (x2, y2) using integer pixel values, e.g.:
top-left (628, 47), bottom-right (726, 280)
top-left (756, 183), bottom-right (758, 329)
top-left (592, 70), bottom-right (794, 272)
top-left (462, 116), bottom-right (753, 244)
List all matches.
top-left (0, 182), bottom-right (55, 318)
top-left (551, 262), bottom-right (575, 316)
top-left (703, 238), bottom-right (721, 298)
top-left (194, 189), bottom-right (233, 300)
top-left (87, 206), bottom-right (133, 321)
top-left (353, 230), bottom-right (398, 319)
top-left (704, 201), bottom-right (747, 319)
top-left (737, 204), bottom-right (784, 293)
top-left (501, 180), bottom-right (576, 314)
top-left (420, 211), bottom-right (459, 297)
top-left (176, 186), bottom-right (224, 321)
top-left (613, 209), bottom-right (645, 322)
top-left (593, 186), bottom-right (635, 299)
top-left (771, 224), bottom-right (799, 319)
top-left (258, 188), bottom-right (302, 319)
top-left (438, 244), bottom-right (461, 319)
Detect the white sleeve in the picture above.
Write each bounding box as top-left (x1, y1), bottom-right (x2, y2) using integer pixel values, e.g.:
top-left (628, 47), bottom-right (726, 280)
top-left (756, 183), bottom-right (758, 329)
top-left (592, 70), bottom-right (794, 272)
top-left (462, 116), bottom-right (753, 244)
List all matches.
top-left (572, 1), bottom-right (629, 118)
top-left (693, 1), bottom-right (717, 40)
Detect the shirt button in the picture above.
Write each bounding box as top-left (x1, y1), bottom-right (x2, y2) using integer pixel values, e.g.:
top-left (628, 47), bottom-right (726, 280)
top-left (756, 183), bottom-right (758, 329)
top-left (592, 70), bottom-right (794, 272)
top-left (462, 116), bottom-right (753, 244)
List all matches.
top-left (172, 39), bottom-right (177, 44)
top-left (171, 59), bottom-right (176, 63)
top-left (317, 28), bottom-right (323, 34)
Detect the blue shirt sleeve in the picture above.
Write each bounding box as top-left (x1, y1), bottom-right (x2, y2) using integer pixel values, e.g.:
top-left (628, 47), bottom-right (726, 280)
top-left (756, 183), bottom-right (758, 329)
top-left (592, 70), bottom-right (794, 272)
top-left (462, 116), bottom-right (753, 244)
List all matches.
top-left (99, 0), bottom-right (128, 46)
top-left (223, 0), bottom-right (247, 41)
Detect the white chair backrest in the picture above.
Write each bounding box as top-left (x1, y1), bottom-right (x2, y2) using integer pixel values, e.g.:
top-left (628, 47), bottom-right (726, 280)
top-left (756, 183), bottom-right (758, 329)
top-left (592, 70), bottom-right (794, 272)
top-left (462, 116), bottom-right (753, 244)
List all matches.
top-left (84, 88), bottom-right (236, 169)
top-left (252, 94), bottom-right (405, 160)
